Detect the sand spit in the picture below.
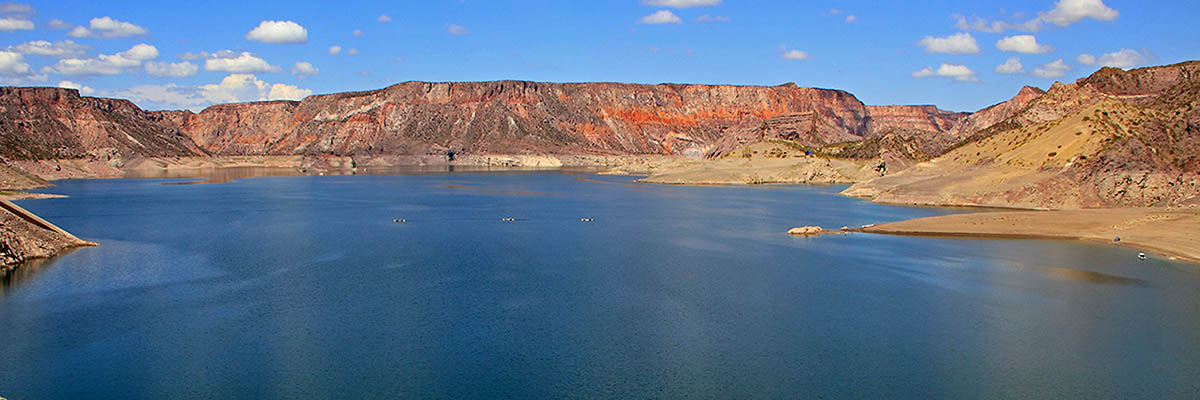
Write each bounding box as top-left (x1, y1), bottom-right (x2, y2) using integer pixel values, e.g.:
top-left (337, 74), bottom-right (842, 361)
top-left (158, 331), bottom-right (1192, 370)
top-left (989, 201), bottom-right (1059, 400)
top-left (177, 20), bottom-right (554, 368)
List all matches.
top-left (853, 208), bottom-right (1200, 263)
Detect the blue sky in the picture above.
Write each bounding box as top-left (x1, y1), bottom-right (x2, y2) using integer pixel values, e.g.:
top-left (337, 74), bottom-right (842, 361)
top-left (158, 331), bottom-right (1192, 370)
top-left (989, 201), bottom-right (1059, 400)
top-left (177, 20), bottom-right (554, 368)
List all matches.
top-left (0, 0), bottom-right (1196, 111)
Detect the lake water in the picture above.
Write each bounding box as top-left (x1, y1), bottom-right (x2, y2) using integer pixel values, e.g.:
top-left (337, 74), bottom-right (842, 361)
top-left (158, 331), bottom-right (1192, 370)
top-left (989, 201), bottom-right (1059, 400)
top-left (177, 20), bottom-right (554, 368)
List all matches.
top-left (2, 170), bottom-right (1198, 398)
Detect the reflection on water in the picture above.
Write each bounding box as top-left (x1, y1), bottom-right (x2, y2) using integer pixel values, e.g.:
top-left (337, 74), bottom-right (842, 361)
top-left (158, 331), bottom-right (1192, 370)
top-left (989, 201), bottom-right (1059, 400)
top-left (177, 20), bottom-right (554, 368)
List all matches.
top-left (1044, 267), bottom-right (1146, 285)
top-left (125, 165), bottom-right (603, 185)
top-left (0, 256), bottom-right (56, 295)
top-left (1, 171), bottom-right (1198, 399)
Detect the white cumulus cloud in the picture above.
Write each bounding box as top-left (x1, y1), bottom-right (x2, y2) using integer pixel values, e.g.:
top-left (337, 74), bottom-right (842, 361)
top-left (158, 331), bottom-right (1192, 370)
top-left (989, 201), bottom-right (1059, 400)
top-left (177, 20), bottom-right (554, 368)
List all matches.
top-left (1032, 59), bottom-right (1071, 78)
top-left (291, 61), bottom-right (318, 77)
top-left (1087, 49), bottom-right (1147, 69)
top-left (57, 80), bottom-right (95, 95)
top-left (245, 20), bottom-right (308, 44)
top-left (0, 50), bottom-right (32, 75)
top-left (1039, 0), bottom-right (1118, 27)
top-left (44, 43), bottom-right (158, 75)
top-left (954, 0), bottom-right (1118, 33)
top-left (640, 0), bottom-right (721, 8)
top-left (446, 24), bottom-right (469, 35)
top-left (67, 17), bottom-right (148, 39)
top-left (0, 16), bottom-right (32, 31)
top-left (377, 14), bottom-right (392, 23)
top-left (918, 32), bottom-right (980, 54)
top-left (639, 10), bottom-right (682, 24)
top-left (995, 57), bottom-right (1025, 74)
top-left (145, 61), bottom-right (198, 78)
top-left (268, 83), bottom-right (311, 101)
top-left (8, 40), bottom-right (88, 58)
top-left (913, 63), bottom-right (979, 82)
top-left (1077, 54), bottom-right (1097, 65)
top-left (328, 45), bottom-right (342, 55)
top-left (996, 35), bottom-right (1053, 54)
top-left (204, 51), bottom-right (280, 73)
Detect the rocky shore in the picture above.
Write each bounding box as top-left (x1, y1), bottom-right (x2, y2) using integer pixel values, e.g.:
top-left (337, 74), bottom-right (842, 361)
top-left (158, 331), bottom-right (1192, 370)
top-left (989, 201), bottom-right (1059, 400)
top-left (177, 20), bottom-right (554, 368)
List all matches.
top-left (1, 200), bottom-right (95, 270)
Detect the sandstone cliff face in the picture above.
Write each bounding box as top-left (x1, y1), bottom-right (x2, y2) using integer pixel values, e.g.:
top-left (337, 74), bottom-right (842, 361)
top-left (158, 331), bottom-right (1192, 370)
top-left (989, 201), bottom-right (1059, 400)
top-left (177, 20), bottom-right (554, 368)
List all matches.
top-left (864, 105), bottom-right (967, 136)
top-left (0, 82), bottom-right (993, 164)
top-left (178, 81), bottom-right (885, 157)
top-left (0, 87), bottom-right (202, 162)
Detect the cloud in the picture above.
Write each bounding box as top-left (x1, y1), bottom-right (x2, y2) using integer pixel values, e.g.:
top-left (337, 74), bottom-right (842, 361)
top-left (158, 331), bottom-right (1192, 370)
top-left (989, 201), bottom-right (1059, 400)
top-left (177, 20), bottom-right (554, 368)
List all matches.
top-left (291, 61), bottom-right (318, 77)
top-left (953, 14), bottom-right (1041, 33)
top-left (353, 29), bottom-right (364, 37)
top-left (954, 0), bottom-right (1118, 33)
top-left (268, 83), bottom-right (311, 101)
top-left (145, 61), bottom-right (198, 78)
top-left (377, 14), bottom-right (392, 23)
top-left (780, 49), bottom-right (809, 60)
top-left (57, 80), bottom-right (95, 95)
top-left (1032, 59), bottom-right (1071, 78)
top-left (0, 16), bottom-right (31, 31)
top-left (826, 9), bottom-right (842, 15)
top-left (695, 14), bottom-right (729, 22)
top-left (639, 10), bottom-right (682, 24)
top-left (446, 24), bottom-right (469, 35)
top-left (995, 57), bottom-right (1025, 74)
top-left (204, 51), bottom-right (280, 73)
top-left (640, 0), bottom-right (721, 8)
top-left (347, 48), bottom-right (358, 55)
top-left (8, 40), bottom-right (88, 58)
top-left (917, 32), bottom-right (980, 54)
top-left (0, 50), bottom-right (31, 75)
top-left (1078, 49), bottom-right (1147, 69)
top-left (194, 74), bottom-right (310, 104)
top-left (913, 63), bottom-right (979, 82)
top-left (845, 15), bottom-right (858, 23)
top-left (67, 16), bottom-right (148, 38)
top-left (44, 43), bottom-right (158, 75)
top-left (245, 20), bottom-right (308, 44)
top-left (328, 45), bottom-right (342, 55)
top-left (995, 35), bottom-right (1052, 54)
top-left (0, 2), bottom-right (32, 15)
top-left (1038, 0), bottom-right (1118, 27)
top-left (47, 18), bottom-right (71, 29)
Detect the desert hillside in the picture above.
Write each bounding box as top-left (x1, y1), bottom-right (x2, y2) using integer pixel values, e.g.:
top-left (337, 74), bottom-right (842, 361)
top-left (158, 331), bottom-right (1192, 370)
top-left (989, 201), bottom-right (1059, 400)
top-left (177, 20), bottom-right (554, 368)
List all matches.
top-left (844, 61), bottom-right (1200, 209)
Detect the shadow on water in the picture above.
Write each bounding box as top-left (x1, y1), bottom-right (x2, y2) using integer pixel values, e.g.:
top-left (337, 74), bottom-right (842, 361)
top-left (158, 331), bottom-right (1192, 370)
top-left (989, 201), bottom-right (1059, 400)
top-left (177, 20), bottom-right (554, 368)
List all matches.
top-left (0, 252), bottom-right (74, 295)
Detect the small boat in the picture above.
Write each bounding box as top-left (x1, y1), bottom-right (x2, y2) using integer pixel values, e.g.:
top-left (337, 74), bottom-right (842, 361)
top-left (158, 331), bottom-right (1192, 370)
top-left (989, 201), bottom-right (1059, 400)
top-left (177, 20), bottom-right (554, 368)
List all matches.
top-left (1138, 252), bottom-right (1146, 260)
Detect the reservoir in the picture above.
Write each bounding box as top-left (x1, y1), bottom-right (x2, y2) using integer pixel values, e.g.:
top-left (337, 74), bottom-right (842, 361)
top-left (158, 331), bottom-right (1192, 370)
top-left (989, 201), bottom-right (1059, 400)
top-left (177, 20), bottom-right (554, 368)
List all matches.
top-left (1, 170), bottom-right (1197, 398)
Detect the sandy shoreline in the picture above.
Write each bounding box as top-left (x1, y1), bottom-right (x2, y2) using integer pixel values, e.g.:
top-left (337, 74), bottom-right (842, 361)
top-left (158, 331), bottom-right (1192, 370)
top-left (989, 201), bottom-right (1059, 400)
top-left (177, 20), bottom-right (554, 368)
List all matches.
top-left (855, 208), bottom-right (1200, 264)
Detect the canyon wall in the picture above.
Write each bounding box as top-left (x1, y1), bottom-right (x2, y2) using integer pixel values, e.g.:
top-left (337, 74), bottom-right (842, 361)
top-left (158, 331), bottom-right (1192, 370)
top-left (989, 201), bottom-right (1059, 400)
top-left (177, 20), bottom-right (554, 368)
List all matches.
top-left (0, 81), bottom-right (970, 162)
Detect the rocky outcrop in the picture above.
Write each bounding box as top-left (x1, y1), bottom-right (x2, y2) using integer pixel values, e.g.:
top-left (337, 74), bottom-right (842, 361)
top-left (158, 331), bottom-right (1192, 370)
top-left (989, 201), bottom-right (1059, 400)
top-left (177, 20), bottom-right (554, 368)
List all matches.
top-left (1, 200), bottom-right (94, 269)
top-left (0, 87), bottom-right (203, 163)
top-left (864, 105), bottom-right (967, 136)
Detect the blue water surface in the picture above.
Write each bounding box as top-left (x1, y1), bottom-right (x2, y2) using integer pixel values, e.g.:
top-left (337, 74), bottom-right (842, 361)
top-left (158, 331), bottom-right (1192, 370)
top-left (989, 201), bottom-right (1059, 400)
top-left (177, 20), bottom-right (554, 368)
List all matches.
top-left (1, 171), bottom-right (1197, 399)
